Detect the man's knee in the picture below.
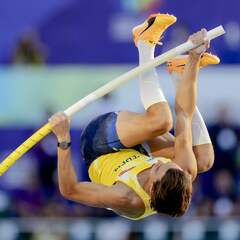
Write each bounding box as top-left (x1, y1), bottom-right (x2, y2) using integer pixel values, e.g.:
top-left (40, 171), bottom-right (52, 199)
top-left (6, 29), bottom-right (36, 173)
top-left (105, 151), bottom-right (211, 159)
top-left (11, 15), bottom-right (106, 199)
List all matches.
top-left (197, 154), bottom-right (214, 173)
top-left (194, 144), bottom-right (215, 173)
top-left (146, 108), bottom-right (173, 136)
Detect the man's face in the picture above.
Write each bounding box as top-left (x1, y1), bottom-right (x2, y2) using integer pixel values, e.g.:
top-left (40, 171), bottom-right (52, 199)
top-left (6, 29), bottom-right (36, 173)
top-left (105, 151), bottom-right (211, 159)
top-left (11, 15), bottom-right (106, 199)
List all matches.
top-left (150, 161), bottom-right (183, 184)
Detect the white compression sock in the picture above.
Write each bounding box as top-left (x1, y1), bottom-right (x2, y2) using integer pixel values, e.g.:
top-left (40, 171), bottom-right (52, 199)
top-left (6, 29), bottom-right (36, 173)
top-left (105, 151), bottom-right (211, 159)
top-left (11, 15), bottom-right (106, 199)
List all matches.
top-left (138, 41), bottom-right (167, 110)
top-left (171, 72), bottom-right (211, 146)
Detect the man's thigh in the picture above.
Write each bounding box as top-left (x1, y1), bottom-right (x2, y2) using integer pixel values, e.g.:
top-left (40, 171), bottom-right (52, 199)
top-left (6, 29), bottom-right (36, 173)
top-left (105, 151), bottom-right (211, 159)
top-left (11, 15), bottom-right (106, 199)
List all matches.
top-left (80, 112), bottom-right (148, 168)
top-left (116, 102), bottom-right (172, 147)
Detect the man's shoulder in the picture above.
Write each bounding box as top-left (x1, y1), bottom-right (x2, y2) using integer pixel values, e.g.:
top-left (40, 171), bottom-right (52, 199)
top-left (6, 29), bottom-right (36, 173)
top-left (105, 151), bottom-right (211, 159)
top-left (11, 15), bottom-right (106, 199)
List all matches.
top-left (109, 183), bottom-right (145, 215)
top-left (112, 182), bottom-right (144, 208)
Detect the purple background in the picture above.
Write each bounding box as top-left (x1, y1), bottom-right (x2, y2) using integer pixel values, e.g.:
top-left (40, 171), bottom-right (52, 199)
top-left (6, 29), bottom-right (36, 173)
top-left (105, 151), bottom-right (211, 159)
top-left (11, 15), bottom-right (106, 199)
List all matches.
top-left (0, 0), bottom-right (239, 64)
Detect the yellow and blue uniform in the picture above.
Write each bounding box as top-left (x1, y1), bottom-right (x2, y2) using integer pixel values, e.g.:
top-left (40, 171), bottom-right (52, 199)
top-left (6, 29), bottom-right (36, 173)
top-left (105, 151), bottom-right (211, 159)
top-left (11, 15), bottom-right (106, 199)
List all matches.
top-left (80, 112), bottom-right (149, 168)
top-left (80, 111), bottom-right (171, 219)
top-left (88, 149), bottom-right (171, 220)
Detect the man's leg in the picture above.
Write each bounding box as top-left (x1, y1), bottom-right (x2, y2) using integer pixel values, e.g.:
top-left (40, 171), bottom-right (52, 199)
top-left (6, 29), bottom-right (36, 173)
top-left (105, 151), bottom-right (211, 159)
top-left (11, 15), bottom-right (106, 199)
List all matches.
top-left (116, 41), bottom-right (172, 147)
top-left (146, 53), bottom-right (219, 171)
top-left (169, 55), bottom-right (216, 173)
top-left (147, 53), bottom-right (218, 172)
top-left (116, 14), bottom-right (176, 147)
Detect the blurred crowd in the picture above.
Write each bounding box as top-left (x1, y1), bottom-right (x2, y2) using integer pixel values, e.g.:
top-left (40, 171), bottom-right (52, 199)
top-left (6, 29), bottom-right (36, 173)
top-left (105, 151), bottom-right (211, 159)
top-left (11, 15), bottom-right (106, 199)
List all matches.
top-left (0, 106), bottom-right (240, 240)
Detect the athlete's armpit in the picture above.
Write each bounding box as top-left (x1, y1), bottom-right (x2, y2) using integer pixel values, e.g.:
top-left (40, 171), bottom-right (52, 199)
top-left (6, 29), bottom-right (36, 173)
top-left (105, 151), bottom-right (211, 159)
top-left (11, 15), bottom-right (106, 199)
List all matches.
top-left (148, 132), bottom-right (175, 159)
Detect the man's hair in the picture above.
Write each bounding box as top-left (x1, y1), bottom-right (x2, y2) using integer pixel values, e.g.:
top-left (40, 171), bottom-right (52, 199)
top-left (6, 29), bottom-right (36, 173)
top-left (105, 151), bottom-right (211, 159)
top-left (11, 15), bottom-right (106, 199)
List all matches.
top-left (150, 168), bottom-right (192, 217)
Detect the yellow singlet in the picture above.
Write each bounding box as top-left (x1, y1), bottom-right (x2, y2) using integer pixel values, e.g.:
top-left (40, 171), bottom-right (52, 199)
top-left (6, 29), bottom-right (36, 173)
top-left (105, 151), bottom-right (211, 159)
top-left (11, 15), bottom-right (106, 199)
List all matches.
top-left (88, 149), bottom-right (172, 220)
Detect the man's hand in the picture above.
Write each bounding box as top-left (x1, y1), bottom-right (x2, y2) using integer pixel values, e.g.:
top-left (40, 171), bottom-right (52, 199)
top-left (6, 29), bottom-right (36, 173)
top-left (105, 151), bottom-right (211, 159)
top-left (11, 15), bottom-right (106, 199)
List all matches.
top-left (49, 112), bottom-right (71, 142)
top-left (189, 29), bottom-right (210, 58)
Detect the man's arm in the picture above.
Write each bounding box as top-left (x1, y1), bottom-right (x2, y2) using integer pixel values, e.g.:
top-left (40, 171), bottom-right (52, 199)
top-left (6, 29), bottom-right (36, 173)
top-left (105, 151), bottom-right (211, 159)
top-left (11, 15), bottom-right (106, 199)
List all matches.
top-left (173, 29), bottom-right (210, 180)
top-left (49, 113), bottom-right (127, 209)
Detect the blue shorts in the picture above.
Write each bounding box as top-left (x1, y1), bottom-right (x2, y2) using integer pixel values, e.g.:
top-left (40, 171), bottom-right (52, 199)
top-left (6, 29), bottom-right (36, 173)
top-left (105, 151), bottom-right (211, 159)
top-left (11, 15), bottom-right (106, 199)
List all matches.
top-left (80, 112), bottom-right (149, 168)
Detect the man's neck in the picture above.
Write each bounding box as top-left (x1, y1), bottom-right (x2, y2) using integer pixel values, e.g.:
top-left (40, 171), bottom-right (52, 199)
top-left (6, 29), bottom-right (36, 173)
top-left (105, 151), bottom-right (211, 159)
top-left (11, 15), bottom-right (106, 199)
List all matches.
top-left (137, 168), bottom-right (153, 195)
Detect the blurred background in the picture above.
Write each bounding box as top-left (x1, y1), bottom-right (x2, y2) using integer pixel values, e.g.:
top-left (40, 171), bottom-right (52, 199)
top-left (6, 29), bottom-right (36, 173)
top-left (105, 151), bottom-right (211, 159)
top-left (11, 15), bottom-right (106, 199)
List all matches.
top-left (0, 0), bottom-right (240, 239)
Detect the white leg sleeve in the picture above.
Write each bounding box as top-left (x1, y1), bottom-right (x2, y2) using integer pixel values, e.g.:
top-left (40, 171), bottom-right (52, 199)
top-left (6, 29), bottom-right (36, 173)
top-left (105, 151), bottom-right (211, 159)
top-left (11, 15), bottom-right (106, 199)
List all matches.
top-left (138, 41), bottom-right (167, 110)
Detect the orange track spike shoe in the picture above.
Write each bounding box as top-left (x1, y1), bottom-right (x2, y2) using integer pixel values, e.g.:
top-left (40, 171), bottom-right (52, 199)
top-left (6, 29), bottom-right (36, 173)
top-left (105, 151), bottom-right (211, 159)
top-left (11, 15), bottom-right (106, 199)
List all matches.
top-left (133, 13), bottom-right (177, 47)
top-left (167, 53), bottom-right (220, 75)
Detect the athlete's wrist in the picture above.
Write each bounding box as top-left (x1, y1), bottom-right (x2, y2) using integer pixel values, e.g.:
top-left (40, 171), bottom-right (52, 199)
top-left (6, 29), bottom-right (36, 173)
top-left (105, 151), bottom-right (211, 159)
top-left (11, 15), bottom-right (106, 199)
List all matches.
top-left (189, 52), bottom-right (201, 62)
top-left (57, 134), bottom-right (71, 143)
top-left (58, 141), bottom-right (71, 150)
